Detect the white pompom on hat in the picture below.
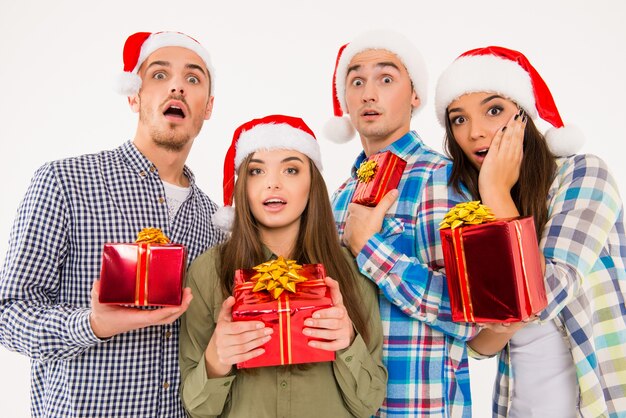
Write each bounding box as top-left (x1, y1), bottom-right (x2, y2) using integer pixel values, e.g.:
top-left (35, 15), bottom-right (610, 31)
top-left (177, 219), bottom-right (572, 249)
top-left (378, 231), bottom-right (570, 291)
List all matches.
top-left (324, 30), bottom-right (428, 143)
top-left (213, 115), bottom-right (322, 231)
top-left (115, 31), bottom-right (215, 96)
top-left (434, 46), bottom-right (584, 156)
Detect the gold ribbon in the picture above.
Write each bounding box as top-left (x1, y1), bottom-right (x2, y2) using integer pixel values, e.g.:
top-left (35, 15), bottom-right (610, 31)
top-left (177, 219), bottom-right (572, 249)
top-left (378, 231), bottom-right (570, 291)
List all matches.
top-left (439, 201), bottom-right (496, 230)
top-left (356, 160), bottom-right (378, 183)
top-left (249, 256), bottom-right (308, 299)
top-left (134, 228), bottom-right (170, 305)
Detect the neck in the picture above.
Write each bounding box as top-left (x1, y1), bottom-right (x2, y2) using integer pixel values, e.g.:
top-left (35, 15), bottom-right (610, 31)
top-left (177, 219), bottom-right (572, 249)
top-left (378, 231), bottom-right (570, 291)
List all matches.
top-left (133, 134), bottom-right (192, 187)
top-left (260, 223), bottom-right (299, 259)
top-left (360, 127), bottom-right (410, 157)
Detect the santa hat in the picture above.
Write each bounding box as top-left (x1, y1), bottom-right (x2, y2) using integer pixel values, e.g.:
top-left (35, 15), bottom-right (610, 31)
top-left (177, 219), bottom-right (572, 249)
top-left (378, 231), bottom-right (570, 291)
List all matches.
top-left (435, 46), bottom-right (584, 156)
top-left (213, 115), bottom-right (322, 231)
top-left (324, 30), bottom-right (428, 143)
top-left (115, 31), bottom-right (215, 96)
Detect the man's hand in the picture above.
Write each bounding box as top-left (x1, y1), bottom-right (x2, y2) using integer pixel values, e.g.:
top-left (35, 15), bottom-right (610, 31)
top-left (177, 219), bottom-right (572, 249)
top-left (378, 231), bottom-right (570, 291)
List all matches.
top-left (343, 189), bottom-right (398, 256)
top-left (89, 280), bottom-right (193, 339)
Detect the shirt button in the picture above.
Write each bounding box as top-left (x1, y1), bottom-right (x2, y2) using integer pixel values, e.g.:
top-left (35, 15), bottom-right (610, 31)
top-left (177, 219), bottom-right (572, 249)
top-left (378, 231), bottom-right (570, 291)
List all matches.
top-left (165, 331), bottom-right (172, 339)
top-left (158, 196), bottom-right (165, 204)
top-left (366, 267), bottom-right (372, 274)
top-left (280, 380), bottom-right (288, 389)
top-left (346, 355), bottom-right (353, 362)
top-left (163, 381), bottom-right (170, 389)
top-left (149, 165), bottom-right (156, 173)
top-left (223, 381), bottom-right (230, 387)
top-left (139, 170), bottom-right (147, 177)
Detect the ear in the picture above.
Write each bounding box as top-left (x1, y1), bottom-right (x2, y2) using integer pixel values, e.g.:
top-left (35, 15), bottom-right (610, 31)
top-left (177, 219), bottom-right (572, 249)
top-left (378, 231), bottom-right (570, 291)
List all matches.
top-left (204, 96), bottom-right (214, 120)
top-left (128, 94), bottom-right (140, 113)
top-left (410, 91), bottom-right (421, 110)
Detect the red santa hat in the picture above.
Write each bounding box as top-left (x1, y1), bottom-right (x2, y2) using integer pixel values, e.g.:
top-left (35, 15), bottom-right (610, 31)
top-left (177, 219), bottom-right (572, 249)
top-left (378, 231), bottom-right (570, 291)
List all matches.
top-left (115, 31), bottom-right (215, 96)
top-left (435, 46), bottom-right (584, 156)
top-left (323, 30), bottom-right (428, 143)
top-left (213, 114), bottom-right (322, 231)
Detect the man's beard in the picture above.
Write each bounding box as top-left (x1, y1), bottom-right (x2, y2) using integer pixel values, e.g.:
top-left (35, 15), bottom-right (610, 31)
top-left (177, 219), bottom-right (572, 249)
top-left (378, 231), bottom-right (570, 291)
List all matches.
top-left (150, 125), bottom-right (192, 152)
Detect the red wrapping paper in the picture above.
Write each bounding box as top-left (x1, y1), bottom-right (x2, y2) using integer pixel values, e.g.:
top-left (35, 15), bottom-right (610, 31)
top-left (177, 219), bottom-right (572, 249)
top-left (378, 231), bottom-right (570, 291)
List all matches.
top-left (232, 263), bottom-right (335, 368)
top-left (440, 216), bottom-right (547, 322)
top-left (352, 150), bottom-right (406, 206)
top-left (99, 242), bottom-right (186, 306)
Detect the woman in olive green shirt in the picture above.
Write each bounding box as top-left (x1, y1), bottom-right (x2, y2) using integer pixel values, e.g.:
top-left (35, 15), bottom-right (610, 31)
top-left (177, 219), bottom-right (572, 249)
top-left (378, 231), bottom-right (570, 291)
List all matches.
top-left (179, 115), bottom-right (386, 418)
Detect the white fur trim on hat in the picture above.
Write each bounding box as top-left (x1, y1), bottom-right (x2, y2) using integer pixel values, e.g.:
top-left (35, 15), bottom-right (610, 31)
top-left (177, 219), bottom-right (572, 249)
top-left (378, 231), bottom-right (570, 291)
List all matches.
top-left (235, 123), bottom-right (323, 171)
top-left (212, 205), bottom-right (235, 232)
top-left (335, 30), bottom-right (428, 116)
top-left (545, 125), bottom-right (584, 156)
top-left (323, 116), bottom-right (356, 144)
top-left (116, 31), bottom-right (216, 96)
top-left (435, 54), bottom-right (537, 126)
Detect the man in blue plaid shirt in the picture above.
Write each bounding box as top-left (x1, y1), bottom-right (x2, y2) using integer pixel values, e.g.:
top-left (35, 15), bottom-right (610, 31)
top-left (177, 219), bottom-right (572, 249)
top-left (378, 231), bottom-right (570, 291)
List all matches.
top-left (0, 31), bottom-right (225, 417)
top-left (325, 30), bottom-right (479, 417)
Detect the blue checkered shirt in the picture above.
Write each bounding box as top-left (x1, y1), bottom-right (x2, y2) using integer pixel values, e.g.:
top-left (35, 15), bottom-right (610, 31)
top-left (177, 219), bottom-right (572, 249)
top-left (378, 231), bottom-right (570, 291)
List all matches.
top-left (0, 141), bottom-right (226, 417)
top-left (331, 131), bottom-right (479, 417)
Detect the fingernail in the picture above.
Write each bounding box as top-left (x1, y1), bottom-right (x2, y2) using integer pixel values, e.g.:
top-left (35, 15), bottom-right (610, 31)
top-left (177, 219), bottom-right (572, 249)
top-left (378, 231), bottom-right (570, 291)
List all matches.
top-left (522, 115), bottom-right (527, 123)
top-left (302, 329), bottom-right (311, 336)
top-left (264, 328), bottom-right (273, 335)
top-left (518, 109), bottom-right (524, 116)
top-left (256, 323), bottom-right (264, 329)
top-left (501, 126), bottom-right (507, 132)
top-left (514, 114), bottom-right (519, 121)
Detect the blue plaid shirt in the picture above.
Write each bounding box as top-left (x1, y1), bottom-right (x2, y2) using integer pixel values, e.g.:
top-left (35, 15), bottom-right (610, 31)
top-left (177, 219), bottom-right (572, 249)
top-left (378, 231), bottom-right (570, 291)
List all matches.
top-left (332, 131), bottom-right (479, 417)
top-left (0, 141), bottom-right (225, 418)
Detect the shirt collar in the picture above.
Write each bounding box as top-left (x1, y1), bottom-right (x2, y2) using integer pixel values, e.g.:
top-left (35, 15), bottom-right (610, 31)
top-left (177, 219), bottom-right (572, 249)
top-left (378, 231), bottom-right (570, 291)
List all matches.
top-left (119, 140), bottom-right (197, 187)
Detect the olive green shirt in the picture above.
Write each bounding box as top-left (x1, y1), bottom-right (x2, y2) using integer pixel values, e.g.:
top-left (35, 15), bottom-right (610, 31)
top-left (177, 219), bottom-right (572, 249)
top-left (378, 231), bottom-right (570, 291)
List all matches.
top-left (179, 246), bottom-right (386, 418)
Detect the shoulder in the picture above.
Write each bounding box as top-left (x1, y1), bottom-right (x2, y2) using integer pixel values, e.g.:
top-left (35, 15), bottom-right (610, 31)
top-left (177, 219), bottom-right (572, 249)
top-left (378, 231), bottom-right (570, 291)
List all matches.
top-left (188, 245), bottom-right (222, 276)
top-left (555, 153), bottom-right (613, 182)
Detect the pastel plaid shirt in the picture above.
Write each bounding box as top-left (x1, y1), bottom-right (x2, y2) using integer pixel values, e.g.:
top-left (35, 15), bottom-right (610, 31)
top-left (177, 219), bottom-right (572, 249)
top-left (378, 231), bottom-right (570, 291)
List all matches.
top-left (0, 141), bottom-right (225, 418)
top-left (486, 154), bottom-right (626, 418)
top-left (331, 131), bottom-right (479, 417)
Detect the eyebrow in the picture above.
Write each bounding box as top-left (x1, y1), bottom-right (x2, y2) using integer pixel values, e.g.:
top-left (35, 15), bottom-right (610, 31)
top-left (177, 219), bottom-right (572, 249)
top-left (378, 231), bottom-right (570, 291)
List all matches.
top-left (145, 60), bottom-right (207, 77)
top-left (448, 94), bottom-right (505, 114)
top-left (346, 61), bottom-right (401, 76)
top-left (249, 156), bottom-right (305, 164)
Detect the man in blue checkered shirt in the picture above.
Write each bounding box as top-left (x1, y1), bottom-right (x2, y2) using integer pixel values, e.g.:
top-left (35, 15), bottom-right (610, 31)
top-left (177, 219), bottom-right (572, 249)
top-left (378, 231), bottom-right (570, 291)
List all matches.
top-left (0, 31), bottom-right (226, 417)
top-left (324, 30), bottom-right (479, 417)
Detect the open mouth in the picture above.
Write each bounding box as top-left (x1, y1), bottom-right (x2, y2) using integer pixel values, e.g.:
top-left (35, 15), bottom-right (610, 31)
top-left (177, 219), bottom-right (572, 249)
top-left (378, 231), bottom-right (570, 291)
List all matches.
top-left (475, 148), bottom-right (489, 157)
top-left (164, 105), bottom-right (185, 119)
top-left (263, 198), bottom-right (286, 207)
top-left (362, 110), bottom-right (380, 117)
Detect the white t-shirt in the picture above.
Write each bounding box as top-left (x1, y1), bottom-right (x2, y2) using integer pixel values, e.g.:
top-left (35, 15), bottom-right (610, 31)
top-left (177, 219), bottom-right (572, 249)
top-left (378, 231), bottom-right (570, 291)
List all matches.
top-left (509, 320), bottom-right (578, 418)
top-left (162, 180), bottom-right (191, 225)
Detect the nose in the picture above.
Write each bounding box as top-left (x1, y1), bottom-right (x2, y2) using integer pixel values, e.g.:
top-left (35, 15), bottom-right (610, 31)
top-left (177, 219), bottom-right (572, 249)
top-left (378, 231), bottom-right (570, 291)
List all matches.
top-left (265, 173), bottom-right (281, 190)
top-left (469, 121), bottom-right (487, 141)
top-left (170, 87), bottom-right (185, 95)
top-left (361, 82), bottom-right (377, 103)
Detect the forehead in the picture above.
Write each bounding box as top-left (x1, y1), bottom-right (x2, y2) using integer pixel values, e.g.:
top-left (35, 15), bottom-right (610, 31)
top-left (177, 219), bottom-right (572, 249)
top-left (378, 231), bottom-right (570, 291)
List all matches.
top-left (142, 46), bottom-right (206, 71)
top-left (348, 49), bottom-right (406, 72)
top-left (250, 149), bottom-right (309, 162)
top-left (450, 91), bottom-right (516, 108)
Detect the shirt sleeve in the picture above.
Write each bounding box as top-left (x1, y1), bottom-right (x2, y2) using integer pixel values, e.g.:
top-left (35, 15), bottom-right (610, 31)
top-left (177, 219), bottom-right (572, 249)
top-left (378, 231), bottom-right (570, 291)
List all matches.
top-left (539, 154), bottom-right (623, 320)
top-left (355, 165), bottom-right (478, 341)
top-left (179, 251), bottom-right (234, 417)
top-left (0, 164), bottom-right (101, 362)
top-left (332, 255), bottom-right (387, 417)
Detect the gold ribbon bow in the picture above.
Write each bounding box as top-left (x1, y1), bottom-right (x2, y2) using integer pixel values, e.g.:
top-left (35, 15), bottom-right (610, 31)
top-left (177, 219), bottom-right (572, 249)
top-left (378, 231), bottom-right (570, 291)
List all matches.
top-left (439, 201), bottom-right (496, 230)
top-left (136, 227), bottom-right (170, 244)
top-left (356, 160), bottom-right (378, 183)
top-left (250, 256), bottom-right (308, 299)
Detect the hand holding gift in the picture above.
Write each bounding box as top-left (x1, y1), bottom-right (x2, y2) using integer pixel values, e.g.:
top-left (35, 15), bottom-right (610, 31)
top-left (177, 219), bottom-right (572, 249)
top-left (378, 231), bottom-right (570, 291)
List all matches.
top-left (231, 257), bottom-right (336, 368)
top-left (439, 202), bottom-right (547, 323)
top-left (351, 150), bottom-right (406, 207)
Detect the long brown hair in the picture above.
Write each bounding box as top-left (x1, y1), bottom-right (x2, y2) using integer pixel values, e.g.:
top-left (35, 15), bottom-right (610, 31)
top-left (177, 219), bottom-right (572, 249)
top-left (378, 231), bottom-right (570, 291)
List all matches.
top-left (219, 153), bottom-right (370, 343)
top-left (443, 111), bottom-right (556, 238)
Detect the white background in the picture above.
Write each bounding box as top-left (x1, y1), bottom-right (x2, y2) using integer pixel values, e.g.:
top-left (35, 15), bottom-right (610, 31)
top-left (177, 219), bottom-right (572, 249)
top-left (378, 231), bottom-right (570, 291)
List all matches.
top-left (1, 1), bottom-right (624, 416)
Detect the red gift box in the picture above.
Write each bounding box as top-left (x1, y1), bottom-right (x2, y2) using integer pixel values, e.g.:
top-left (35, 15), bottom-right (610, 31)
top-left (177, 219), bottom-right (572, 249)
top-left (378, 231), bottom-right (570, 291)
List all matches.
top-left (232, 258), bottom-right (335, 368)
top-left (352, 150), bottom-right (406, 206)
top-left (99, 228), bottom-right (186, 307)
top-left (440, 215), bottom-right (547, 323)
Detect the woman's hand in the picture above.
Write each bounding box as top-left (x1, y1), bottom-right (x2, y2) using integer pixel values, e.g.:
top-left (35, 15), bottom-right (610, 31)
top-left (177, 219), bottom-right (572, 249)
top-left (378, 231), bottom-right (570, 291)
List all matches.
top-left (302, 276), bottom-right (356, 351)
top-left (204, 296), bottom-right (273, 378)
top-left (479, 109), bottom-right (527, 217)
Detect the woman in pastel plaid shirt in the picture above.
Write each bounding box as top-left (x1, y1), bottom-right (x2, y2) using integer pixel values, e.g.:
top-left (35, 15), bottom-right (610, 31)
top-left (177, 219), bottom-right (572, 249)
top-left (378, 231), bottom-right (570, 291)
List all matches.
top-left (435, 46), bottom-right (626, 417)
